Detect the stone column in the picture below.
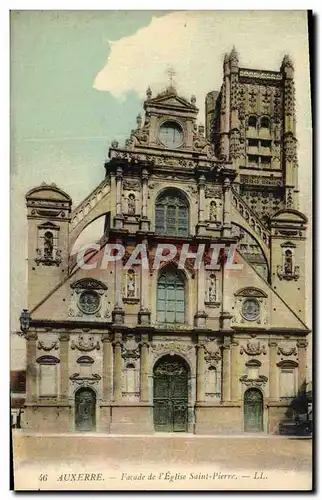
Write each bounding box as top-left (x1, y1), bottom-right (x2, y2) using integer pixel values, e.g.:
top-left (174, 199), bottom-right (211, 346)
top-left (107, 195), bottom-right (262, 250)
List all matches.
top-left (26, 331), bottom-right (37, 403)
top-left (196, 343), bottom-right (205, 402)
top-left (223, 55), bottom-right (230, 158)
top-left (297, 339), bottom-right (308, 393)
top-left (269, 341), bottom-right (278, 400)
top-left (112, 238), bottom-right (124, 325)
top-left (140, 334), bottom-right (149, 402)
top-left (223, 177), bottom-right (231, 236)
top-left (198, 175), bottom-right (206, 222)
top-left (59, 332), bottom-right (69, 401)
top-left (113, 333), bottom-right (123, 401)
top-left (230, 340), bottom-right (239, 401)
top-left (197, 261), bottom-right (205, 312)
top-left (222, 337), bottom-right (231, 402)
top-left (141, 169), bottom-right (148, 218)
top-left (138, 237), bottom-right (151, 325)
top-left (102, 333), bottom-right (113, 400)
top-left (116, 166), bottom-right (123, 215)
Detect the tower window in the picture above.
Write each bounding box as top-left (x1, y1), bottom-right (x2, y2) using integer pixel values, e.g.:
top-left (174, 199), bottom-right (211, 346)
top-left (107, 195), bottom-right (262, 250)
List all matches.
top-left (248, 139), bottom-right (259, 147)
top-left (248, 116), bottom-right (257, 128)
top-left (247, 155), bottom-right (259, 166)
top-left (260, 117), bottom-right (270, 129)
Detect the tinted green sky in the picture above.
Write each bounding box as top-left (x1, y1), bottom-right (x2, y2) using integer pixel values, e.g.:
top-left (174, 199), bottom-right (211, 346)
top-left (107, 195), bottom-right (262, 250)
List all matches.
top-left (11, 11), bottom-right (169, 202)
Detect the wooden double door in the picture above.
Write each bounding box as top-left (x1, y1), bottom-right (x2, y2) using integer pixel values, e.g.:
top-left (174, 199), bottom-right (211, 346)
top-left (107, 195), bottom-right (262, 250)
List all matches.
top-left (153, 356), bottom-right (189, 432)
top-left (75, 388), bottom-right (96, 431)
top-left (244, 388), bottom-right (263, 432)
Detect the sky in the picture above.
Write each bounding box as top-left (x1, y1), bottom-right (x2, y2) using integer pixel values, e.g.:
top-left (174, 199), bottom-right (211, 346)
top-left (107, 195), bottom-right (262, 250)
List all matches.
top-left (10, 10), bottom-right (312, 369)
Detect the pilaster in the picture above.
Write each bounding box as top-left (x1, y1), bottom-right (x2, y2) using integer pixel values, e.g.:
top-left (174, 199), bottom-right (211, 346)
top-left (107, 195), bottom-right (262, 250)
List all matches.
top-left (269, 340), bottom-right (278, 400)
top-left (59, 332), bottom-right (69, 401)
top-left (230, 340), bottom-right (239, 401)
top-left (222, 336), bottom-right (231, 402)
top-left (26, 331), bottom-right (38, 403)
top-left (113, 332), bottom-right (123, 401)
top-left (196, 342), bottom-right (205, 403)
top-left (140, 334), bottom-right (149, 402)
top-left (102, 333), bottom-right (113, 400)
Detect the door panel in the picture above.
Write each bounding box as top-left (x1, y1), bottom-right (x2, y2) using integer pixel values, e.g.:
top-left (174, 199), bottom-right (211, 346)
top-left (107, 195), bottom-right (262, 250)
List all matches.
top-left (153, 356), bottom-right (189, 432)
top-left (75, 389), bottom-right (96, 431)
top-left (244, 389), bottom-right (263, 432)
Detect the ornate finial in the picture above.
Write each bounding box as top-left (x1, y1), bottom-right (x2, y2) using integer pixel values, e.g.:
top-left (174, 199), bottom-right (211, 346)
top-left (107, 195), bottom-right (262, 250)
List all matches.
top-left (229, 45), bottom-right (239, 65)
top-left (282, 54), bottom-right (294, 70)
top-left (146, 86), bottom-right (152, 99)
top-left (111, 140), bottom-right (119, 148)
top-left (136, 114), bottom-right (142, 128)
top-left (224, 53), bottom-right (229, 64)
top-left (191, 94), bottom-right (196, 105)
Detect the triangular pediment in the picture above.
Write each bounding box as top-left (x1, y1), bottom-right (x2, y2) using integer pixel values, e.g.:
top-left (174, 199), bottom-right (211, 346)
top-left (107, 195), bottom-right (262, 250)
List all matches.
top-left (146, 91), bottom-right (198, 111)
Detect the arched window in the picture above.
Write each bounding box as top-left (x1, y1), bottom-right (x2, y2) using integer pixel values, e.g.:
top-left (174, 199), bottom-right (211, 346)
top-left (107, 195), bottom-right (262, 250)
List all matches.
top-left (207, 365), bottom-right (218, 394)
top-left (157, 268), bottom-right (185, 324)
top-left (248, 115), bottom-right (257, 128)
top-left (125, 363), bottom-right (137, 393)
top-left (260, 116), bottom-right (270, 129)
top-left (155, 189), bottom-right (189, 236)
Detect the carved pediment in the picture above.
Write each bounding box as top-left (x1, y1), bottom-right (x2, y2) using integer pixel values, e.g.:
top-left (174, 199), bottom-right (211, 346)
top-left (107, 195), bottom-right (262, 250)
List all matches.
top-left (146, 90), bottom-right (198, 111)
top-left (71, 278), bottom-right (107, 290)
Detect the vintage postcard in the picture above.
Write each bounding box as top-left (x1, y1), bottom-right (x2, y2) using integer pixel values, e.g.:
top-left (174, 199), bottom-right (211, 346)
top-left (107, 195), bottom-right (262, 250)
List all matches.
top-left (10, 10), bottom-right (312, 491)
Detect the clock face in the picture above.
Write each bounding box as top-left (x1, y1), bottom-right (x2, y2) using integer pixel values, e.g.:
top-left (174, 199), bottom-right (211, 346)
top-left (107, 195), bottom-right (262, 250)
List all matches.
top-left (241, 298), bottom-right (260, 321)
top-left (159, 122), bottom-right (183, 149)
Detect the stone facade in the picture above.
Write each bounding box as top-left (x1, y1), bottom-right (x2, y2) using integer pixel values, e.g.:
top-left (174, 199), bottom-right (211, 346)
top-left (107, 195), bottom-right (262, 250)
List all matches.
top-left (21, 48), bottom-right (310, 434)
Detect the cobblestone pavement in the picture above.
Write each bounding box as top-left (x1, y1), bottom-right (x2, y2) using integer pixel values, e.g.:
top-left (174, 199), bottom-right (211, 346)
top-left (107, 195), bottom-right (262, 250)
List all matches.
top-left (12, 433), bottom-right (312, 491)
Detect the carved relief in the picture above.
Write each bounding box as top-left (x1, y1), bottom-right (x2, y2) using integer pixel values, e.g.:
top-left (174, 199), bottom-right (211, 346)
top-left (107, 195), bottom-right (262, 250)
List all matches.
top-left (69, 279), bottom-right (111, 319)
top-left (277, 345), bottom-right (297, 356)
top-left (240, 341), bottom-right (267, 356)
top-left (37, 340), bottom-right (59, 352)
top-left (205, 187), bottom-right (222, 199)
top-left (69, 373), bottom-right (101, 386)
top-left (71, 334), bottom-right (100, 352)
top-left (122, 334), bottom-right (140, 360)
top-left (123, 179), bottom-right (141, 191)
top-left (240, 374), bottom-right (268, 387)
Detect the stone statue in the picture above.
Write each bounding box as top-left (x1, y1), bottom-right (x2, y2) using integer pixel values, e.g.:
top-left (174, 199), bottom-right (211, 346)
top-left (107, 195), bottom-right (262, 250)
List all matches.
top-left (128, 194), bottom-right (136, 215)
top-left (44, 231), bottom-right (53, 258)
top-left (209, 201), bottom-right (217, 221)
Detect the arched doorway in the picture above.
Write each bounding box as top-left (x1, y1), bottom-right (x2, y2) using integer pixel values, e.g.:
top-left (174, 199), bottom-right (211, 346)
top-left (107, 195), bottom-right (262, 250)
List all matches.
top-left (75, 388), bottom-right (96, 431)
top-left (244, 388), bottom-right (263, 432)
top-left (153, 355), bottom-right (189, 432)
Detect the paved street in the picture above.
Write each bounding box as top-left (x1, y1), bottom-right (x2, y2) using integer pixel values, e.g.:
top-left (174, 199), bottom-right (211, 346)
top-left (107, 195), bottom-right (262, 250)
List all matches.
top-left (12, 432), bottom-right (312, 491)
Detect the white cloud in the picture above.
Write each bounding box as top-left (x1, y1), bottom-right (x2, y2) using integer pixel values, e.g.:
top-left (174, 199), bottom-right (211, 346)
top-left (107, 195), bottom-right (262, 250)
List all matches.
top-left (93, 10), bottom-right (311, 129)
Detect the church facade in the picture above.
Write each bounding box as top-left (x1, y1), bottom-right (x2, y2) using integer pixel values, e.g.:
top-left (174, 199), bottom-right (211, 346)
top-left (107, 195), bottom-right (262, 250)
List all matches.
top-left (21, 48), bottom-right (310, 434)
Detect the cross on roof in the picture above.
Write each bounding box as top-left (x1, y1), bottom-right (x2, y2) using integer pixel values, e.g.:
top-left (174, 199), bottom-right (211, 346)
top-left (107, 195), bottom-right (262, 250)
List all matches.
top-left (167, 67), bottom-right (176, 87)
